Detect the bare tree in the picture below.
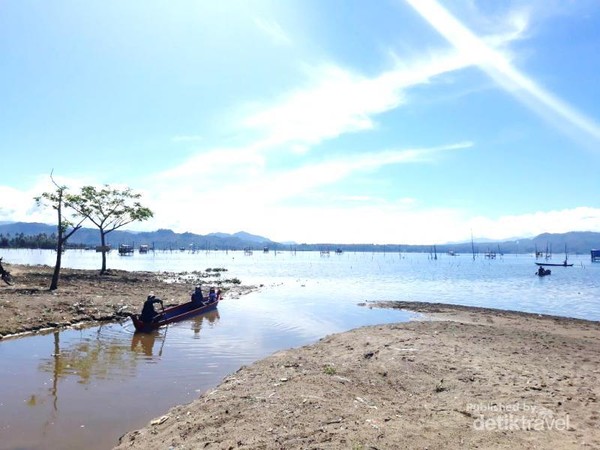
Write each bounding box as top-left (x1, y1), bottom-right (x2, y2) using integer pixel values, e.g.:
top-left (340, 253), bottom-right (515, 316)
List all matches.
top-left (67, 185), bottom-right (153, 274)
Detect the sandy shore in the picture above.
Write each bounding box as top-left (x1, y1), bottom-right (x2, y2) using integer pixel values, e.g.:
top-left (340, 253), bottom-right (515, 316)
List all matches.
top-left (1, 264), bottom-right (599, 449)
top-left (114, 304), bottom-right (599, 450)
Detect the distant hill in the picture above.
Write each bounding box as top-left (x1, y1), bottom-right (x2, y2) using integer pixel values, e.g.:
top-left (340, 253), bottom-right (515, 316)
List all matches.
top-left (0, 222), bottom-right (277, 251)
top-left (1, 222), bottom-right (599, 254)
top-left (207, 231), bottom-right (269, 244)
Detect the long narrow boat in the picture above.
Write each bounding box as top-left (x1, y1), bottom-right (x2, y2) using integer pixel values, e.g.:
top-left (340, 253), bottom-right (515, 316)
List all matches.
top-left (131, 299), bottom-right (219, 333)
top-left (535, 262), bottom-right (573, 267)
top-left (536, 245), bottom-right (574, 267)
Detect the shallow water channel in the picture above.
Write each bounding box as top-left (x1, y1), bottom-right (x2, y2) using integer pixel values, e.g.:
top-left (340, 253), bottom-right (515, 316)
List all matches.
top-left (0, 283), bottom-right (415, 450)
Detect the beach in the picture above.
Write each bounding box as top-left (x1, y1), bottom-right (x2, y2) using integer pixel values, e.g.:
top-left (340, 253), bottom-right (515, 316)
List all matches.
top-left (1, 265), bottom-right (598, 449)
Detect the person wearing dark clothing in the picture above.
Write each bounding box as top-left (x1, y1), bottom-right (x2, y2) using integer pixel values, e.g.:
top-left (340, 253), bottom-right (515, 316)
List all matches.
top-left (140, 295), bottom-right (163, 323)
top-left (191, 286), bottom-right (204, 305)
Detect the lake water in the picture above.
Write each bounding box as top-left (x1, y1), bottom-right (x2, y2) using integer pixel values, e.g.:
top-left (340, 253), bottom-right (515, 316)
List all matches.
top-left (0, 248), bottom-right (598, 449)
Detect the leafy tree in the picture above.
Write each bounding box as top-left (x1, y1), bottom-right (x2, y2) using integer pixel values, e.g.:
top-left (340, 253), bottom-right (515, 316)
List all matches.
top-left (35, 174), bottom-right (86, 290)
top-left (67, 185), bottom-right (153, 274)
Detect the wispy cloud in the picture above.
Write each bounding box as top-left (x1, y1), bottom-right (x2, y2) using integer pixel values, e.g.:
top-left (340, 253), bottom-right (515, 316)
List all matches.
top-left (242, 57), bottom-right (474, 149)
top-left (216, 142), bottom-right (473, 204)
top-left (254, 17), bottom-right (292, 46)
top-left (142, 141), bottom-right (472, 239)
top-left (404, 0), bottom-right (600, 143)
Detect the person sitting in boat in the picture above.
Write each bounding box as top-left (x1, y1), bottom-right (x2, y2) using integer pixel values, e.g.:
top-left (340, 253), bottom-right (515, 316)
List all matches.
top-left (208, 287), bottom-right (218, 303)
top-left (140, 295), bottom-right (163, 323)
top-left (191, 286), bottom-right (204, 305)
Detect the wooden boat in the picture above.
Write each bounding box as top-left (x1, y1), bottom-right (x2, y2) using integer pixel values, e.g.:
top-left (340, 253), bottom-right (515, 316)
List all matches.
top-left (536, 268), bottom-right (551, 277)
top-left (535, 262), bottom-right (573, 267)
top-left (536, 245), bottom-right (574, 267)
top-left (131, 299), bottom-right (219, 333)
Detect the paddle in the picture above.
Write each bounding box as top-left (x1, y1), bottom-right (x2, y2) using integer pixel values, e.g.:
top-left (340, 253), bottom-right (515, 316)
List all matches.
top-left (158, 323), bottom-right (169, 357)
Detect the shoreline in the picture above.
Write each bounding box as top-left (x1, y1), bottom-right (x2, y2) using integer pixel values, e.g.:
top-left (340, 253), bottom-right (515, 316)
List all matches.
top-left (115, 301), bottom-right (600, 450)
top-left (0, 263), bottom-right (256, 339)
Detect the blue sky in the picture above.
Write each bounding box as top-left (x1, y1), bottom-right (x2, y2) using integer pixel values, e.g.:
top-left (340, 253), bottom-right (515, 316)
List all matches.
top-left (1, 0), bottom-right (600, 244)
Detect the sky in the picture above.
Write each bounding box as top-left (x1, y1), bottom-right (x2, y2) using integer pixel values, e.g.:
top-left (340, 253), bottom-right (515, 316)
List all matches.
top-left (1, 0), bottom-right (600, 245)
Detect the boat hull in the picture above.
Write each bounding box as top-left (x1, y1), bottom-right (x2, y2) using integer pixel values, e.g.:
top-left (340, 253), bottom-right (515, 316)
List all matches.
top-left (535, 262), bottom-right (573, 267)
top-left (131, 299), bottom-right (219, 333)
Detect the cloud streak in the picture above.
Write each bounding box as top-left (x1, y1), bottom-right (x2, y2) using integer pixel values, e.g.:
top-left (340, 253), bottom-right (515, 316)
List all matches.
top-left (242, 55), bottom-right (474, 149)
top-left (404, 0), bottom-right (600, 143)
top-left (254, 17), bottom-right (292, 46)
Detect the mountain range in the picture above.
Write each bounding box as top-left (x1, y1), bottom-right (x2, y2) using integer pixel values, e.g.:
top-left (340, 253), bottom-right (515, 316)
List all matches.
top-left (0, 222), bottom-right (277, 250)
top-left (1, 221), bottom-right (599, 255)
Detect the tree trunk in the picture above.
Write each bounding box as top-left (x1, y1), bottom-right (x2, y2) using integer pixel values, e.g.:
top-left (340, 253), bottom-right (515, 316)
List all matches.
top-left (50, 241), bottom-right (62, 290)
top-left (50, 206), bottom-right (64, 291)
top-left (100, 231), bottom-right (107, 274)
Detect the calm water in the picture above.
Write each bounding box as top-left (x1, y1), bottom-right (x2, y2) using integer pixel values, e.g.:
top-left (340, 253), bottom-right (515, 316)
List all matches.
top-left (0, 249), bottom-right (598, 449)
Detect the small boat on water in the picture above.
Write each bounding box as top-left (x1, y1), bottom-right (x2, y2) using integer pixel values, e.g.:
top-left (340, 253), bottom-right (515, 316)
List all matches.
top-left (534, 261), bottom-right (573, 267)
top-left (131, 299), bottom-right (219, 333)
top-left (535, 244), bottom-right (573, 267)
top-left (536, 267), bottom-right (551, 277)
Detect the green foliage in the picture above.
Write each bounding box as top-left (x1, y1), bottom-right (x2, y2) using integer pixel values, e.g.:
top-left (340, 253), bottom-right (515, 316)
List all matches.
top-left (66, 185), bottom-right (153, 233)
top-left (0, 232), bottom-right (58, 249)
top-left (35, 179), bottom-right (85, 243)
top-left (66, 184), bottom-right (153, 273)
top-left (34, 173), bottom-right (89, 289)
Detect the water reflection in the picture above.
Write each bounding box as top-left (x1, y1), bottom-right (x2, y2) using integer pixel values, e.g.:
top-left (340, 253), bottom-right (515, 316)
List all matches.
top-left (131, 330), bottom-right (162, 356)
top-left (128, 309), bottom-right (221, 357)
top-left (191, 309), bottom-right (220, 337)
top-left (37, 326), bottom-right (137, 384)
top-left (2, 307), bottom-right (227, 450)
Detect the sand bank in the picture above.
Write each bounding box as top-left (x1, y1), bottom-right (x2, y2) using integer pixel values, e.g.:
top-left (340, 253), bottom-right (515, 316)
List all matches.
top-left (115, 302), bottom-right (600, 449)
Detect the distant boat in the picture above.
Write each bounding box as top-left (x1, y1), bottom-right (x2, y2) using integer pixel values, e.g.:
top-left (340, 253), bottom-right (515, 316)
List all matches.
top-left (484, 250), bottom-right (496, 259)
top-left (536, 244), bottom-right (573, 267)
top-left (535, 261), bottom-right (573, 267)
top-left (536, 267), bottom-right (551, 277)
top-left (119, 244), bottom-right (134, 255)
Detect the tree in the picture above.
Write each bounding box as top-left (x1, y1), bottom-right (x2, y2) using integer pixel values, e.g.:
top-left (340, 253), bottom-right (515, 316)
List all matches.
top-left (35, 174), bottom-right (86, 290)
top-left (67, 185), bottom-right (153, 274)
